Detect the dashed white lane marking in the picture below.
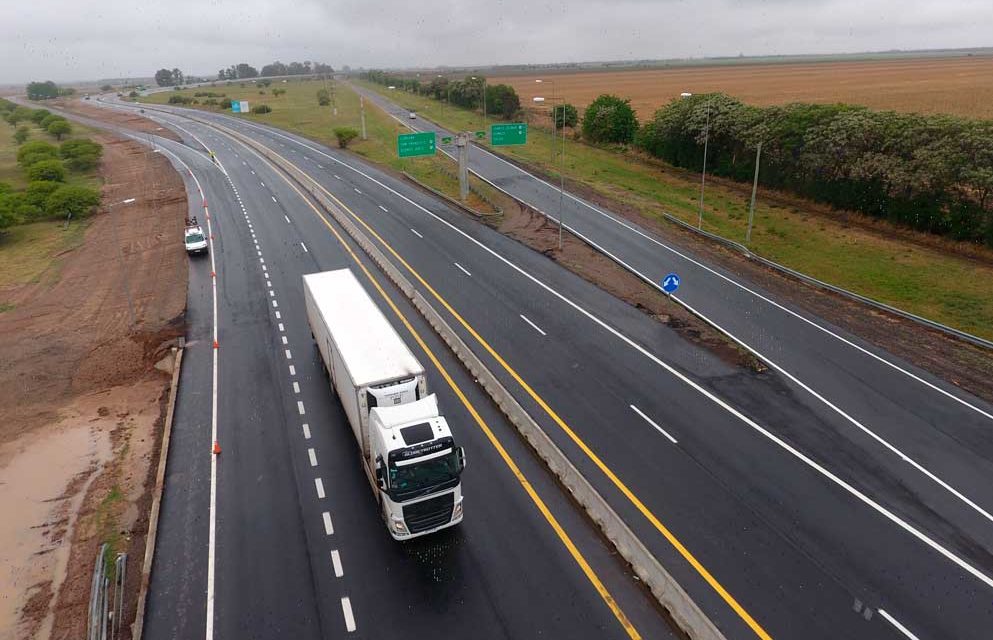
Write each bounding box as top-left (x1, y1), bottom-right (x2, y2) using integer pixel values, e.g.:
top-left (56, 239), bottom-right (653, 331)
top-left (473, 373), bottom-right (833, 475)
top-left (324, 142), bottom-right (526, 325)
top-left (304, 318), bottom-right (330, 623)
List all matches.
top-left (323, 511), bottom-right (334, 535)
top-left (260, 258), bottom-right (265, 265)
top-left (297, 400), bottom-right (305, 414)
top-left (331, 550), bottom-right (343, 577)
top-left (251, 170), bottom-right (256, 175)
top-left (302, 423), bottom-right (311, 439)
top-left (318, 164), bottom-right (324, 169)
top-left (284, 215), bottom-right (291, 223)
top-left (308, 447), bottom-right (317, 467)
top-left (879, 610), bottom-right (921, 640)
top-left (293, 381), bottom-right (300, 393)
top-left (271, 196), bottom-right (277, 203)
top-left (519, 314), bottom-right (547, 336)
top-left (278, 323), bottom-right (285, 332)
top-left (262, 265), bottom-right (267, 272)
top-left (260, 181), bottom-right (265, 187)
top-left (630, 404), bottom-right (679, 444)
top-left (288, 364), bottom-right (296, 375)
top-left (273, 300), bottom-right (279, 308)
top-left (378, 205), bottom-right (388, 212)
top-left (266, 280), bottom-right (272, 288)
top-left (341, 597), bottom-right (356, 632)
top-left (454, 262), bottom-right (472, 277)
top-left (334, 174), bottom-right (341, 180)
top-left (270, 290), bottom-right (275, 297)
top-left (274, 310), bottom-right (280, 319)
top-left (301, 242), bottom-right (309, 253)
top-left (315, 477), bottom-right (325, 499)
top-left (353, 188), bottom-right (362, 195)
top-left (284, 348), bottom-right (291, 359)
top-left (282, 335), bottom-right (288, 344)
top-left (411, 228), bottom-right (423, 239)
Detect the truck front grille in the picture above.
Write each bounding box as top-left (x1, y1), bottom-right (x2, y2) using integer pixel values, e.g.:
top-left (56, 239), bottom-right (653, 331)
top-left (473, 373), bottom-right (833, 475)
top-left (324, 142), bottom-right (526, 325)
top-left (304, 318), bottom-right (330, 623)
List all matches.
top-left (403, 492), bottom-right (454, 534)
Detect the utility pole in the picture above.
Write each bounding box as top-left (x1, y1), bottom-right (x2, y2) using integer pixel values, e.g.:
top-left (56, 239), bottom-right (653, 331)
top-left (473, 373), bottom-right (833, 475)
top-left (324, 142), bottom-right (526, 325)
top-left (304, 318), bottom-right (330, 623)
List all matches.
top-left (359, 94), bottom-right (367, 140)
top-left (558, 107), bottom-right (565, 251)
top-left (698, 103), bottom-right (711, 229)
top-left (746, 141), bottom-right (763, 245)
top-left (456, 131), bottom-right (469, 201)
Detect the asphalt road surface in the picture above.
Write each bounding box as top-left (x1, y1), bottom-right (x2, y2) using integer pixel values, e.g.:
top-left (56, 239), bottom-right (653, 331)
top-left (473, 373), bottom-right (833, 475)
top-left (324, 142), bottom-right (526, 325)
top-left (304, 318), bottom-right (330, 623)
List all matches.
top-left (91, 95), bottom-right (993, 639)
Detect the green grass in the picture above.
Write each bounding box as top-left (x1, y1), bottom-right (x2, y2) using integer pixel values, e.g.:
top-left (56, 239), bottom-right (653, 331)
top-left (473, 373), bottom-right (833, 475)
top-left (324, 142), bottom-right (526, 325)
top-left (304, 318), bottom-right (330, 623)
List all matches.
top-left (141, 80), bottom-right (500, 212)
top-left (352, 80), bottom-right (993, 340)
top-left (0, 220), bottom-right (89, 290)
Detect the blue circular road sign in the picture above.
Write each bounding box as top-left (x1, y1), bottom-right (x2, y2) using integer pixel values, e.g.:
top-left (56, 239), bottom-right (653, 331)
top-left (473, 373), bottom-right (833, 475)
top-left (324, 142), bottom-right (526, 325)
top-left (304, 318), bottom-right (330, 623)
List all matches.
top-left (661, 272), bottom-right (680, 294)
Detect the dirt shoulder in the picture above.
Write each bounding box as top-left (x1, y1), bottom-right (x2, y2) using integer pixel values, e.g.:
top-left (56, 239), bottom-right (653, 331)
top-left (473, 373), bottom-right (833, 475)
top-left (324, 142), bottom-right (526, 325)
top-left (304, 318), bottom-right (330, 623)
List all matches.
top-left (0, 128), bottom-right (187, 639)
top-left (489, 151), bottom-right (993, 405)
top-left (54, 98), bottom-right (183, 143)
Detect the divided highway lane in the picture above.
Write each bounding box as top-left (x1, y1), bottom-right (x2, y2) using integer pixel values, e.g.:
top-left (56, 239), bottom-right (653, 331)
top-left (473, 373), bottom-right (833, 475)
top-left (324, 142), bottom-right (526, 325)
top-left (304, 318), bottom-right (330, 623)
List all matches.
top-left (114, 103), bottom-right (676, 639)
top-left (130, 103), bottom-right (993, 640)
top-left (352, 83), bottom-right (993, 537)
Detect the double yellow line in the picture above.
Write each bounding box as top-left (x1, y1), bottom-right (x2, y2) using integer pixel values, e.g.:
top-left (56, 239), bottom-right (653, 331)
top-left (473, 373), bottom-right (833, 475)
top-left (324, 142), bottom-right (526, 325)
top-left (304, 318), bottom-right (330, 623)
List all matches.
top-left (243, 147), bottom-right (643, 639)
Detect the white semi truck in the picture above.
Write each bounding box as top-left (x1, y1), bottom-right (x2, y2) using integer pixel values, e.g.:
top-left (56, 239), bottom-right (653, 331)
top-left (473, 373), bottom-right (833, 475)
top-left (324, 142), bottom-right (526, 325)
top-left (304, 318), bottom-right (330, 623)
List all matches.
top-left (303, 269), bottom-right (465, 540)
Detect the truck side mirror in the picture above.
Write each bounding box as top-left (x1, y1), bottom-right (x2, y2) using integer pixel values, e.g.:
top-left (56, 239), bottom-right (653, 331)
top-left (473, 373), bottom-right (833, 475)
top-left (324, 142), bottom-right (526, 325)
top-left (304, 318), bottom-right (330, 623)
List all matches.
top-left (457, 447), bottom-right (467, 473)
top-left (375, 456), bottom-right (386, 489)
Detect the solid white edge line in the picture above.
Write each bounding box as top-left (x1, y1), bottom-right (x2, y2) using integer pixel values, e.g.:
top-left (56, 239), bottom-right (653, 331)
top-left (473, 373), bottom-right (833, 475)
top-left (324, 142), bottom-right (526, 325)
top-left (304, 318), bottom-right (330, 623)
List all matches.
top-left (878, 610), bottom-right (921, 640)
top-left (308, 447), bottom-right (318, 467)
top-left (331, 549), bottom-right (343, 577)
top-left (315, 477), bottom-right (325, 499)
top-left (150, 99), bottom-right (993, 590)
top-left (454, 262), bottom-right (472, 277)
top-left (519, 314), bottom-right (547, 336)
top-left (630, 404), bottom-right (678, 444)
top-left (322, 511), bottom-right (333, 535)
top-left (340, 597), bottom-right (356, 632)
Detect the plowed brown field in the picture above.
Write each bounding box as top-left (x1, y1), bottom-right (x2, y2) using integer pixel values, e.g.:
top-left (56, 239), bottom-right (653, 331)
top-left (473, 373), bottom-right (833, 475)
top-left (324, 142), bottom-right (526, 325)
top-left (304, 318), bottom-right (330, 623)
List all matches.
top-left (492, 56), bottom-right (993, 119)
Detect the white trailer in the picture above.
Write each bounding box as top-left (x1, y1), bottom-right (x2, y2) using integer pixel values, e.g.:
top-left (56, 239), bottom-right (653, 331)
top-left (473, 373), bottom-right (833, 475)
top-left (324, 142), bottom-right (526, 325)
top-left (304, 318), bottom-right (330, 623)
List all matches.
top-left (303, 269), bottom-right (465, 539)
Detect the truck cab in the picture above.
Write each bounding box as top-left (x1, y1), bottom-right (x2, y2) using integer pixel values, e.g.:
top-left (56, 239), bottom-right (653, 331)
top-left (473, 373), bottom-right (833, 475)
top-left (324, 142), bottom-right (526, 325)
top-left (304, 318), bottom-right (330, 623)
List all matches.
top-left (370, 395), bottom-right (465, 539)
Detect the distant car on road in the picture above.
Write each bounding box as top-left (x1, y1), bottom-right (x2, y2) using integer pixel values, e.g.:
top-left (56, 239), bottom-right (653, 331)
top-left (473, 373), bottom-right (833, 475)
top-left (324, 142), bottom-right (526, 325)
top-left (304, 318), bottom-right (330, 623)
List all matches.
top-left (408, 112), bottom-right (417, 119)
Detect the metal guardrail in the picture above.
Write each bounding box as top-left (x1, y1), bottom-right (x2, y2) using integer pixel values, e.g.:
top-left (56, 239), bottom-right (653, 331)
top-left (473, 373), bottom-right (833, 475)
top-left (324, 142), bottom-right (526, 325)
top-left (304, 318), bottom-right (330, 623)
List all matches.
top-left (89, 545), bottom-right (127, 640)
top-left (660, 212), bottom-right (993, 350)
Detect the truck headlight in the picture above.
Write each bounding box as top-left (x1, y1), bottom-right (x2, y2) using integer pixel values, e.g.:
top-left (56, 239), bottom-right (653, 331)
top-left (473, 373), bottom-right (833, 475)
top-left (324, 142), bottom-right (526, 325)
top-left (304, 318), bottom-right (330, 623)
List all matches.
top-left (391, 517), bottom-right (408, 535)
top-left (452, 500), bottom-right (463, 520)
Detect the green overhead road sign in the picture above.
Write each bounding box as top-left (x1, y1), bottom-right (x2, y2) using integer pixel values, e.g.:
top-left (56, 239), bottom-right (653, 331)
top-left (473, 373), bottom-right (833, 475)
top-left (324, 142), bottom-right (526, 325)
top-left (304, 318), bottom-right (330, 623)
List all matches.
top-left (397, 131), bottom-right (436, 158)
top-left (491, 123), bottom-right (527, 146)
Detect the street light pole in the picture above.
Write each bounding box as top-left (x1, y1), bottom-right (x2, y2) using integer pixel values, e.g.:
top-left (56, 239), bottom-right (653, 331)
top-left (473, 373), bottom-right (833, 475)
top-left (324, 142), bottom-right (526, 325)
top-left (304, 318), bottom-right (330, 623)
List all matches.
top-left (746, 141), bottom-right (763, 245)
top-left (536, 94), bottom-right (566, 250)
top-left (698, 102), bottom-right (711, 229)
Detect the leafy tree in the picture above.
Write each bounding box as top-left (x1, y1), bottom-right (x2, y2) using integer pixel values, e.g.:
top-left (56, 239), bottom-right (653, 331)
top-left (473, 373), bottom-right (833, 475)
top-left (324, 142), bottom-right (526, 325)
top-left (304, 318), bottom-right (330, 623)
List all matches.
top-left (25, 180), bottom-right (61, 208)
top-left (128, 91), bottom-right (139, 99)
top-left (39, 114), bottom-right (65, 128)
top-left (17, 140), bottom-right (59, 166)
top-left (271, 88), bottom-right (286, 98)
top-left (261, 61), bottom-right (288, 77)
top-left (0, 182), bottom-right (11, 195)
top-left (46, 119), bottom-right (72, 140)
top-left (27, 159), bottom-right (66, 182)
top-left (101, 84), bottom-right (113, 92)
top-left (60, 138), bottom-right (102, 171)
top-left (235, 63), bottom-right (259, 79)
top-left (317, 88), bottom-right (331, 106)
top-left (171, 68), bottom-right (184, 86)
top-left (14, 126), bottom-right (29, 144)
top-left (333, 127), bottom-right (359, 148)
top-left (154, 69), bottom-right (174, 87)
top-left (485, 84), bottom-right (521, 120)
top-left (0, 194), bottom-right (24, 230)
top-left (220, 98), bottom-right (232, 109)
top-left (581, 94), bottom-right (638, 144)
top-left (29, 109), bottom-right (51, 124)
top-left (26, 81), bottom-right (60, 100)
top-left (251, 104), bottom-right (272, 114)
top-left (6, 107), bottom-right (36, 125)
top-left (45, 184), bottom-right (100, 218)
top-left (258, 79), bottom-right (272, 88)
top-left (554, 103), bottom-right (578, 129)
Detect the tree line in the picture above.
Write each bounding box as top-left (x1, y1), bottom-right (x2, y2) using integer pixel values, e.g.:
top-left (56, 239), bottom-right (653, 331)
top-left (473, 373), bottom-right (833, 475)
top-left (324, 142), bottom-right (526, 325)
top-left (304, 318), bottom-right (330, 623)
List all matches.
top-left (361, 71), bottom-right (523, 121)
top-left (0, 100), bottom-right (102, 231)
top-left (636, 94), bottom-right (993, 246)
top-left (216, 61), bottom-right (333, 81)
top-left (26, 81), bottom-right (75, 100)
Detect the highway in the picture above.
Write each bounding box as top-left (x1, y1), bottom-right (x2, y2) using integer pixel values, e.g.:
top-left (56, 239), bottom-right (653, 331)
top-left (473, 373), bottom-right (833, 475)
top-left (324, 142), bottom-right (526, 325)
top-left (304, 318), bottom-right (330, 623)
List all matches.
top-left (94, 97), bottom-right (993, 639)
top-left (67, 102), bottom-right (676, 639)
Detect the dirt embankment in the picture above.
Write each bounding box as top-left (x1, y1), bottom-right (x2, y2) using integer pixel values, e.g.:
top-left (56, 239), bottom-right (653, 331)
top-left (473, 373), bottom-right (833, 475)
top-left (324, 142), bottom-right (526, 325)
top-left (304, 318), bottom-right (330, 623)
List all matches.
top-left (0, 129), bottom-right (187, 639)
top-left (53, 99), bottom-right (183, 143)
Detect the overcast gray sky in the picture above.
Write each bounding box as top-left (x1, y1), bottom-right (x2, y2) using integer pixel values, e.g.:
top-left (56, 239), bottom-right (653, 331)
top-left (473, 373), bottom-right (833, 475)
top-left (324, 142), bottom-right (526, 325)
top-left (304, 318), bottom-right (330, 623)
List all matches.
top-left (1, 0), bottom-right (991, 83)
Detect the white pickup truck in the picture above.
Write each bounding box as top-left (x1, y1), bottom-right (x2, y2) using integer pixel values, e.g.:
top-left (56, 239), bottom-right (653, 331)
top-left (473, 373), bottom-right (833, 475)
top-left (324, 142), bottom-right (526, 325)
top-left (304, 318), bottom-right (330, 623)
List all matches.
top-left (184, 217), bottom-right (208, 255)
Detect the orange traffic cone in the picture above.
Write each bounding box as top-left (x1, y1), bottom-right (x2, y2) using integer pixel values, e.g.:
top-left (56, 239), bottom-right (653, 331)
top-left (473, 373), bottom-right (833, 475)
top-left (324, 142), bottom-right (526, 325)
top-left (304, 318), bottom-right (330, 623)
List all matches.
top-left (213, 441), bottom-right (221, 455)
top-left (213, 340), bottom-right (219, 349)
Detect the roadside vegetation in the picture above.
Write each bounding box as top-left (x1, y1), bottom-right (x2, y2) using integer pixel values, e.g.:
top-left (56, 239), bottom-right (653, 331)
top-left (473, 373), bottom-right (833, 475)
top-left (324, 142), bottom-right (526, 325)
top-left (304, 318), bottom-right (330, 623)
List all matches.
top-left (352, 77), bottom-right (993, 339)
top-left (0, 99), bottom-right (103, 293)
top-left (140, 79), bottom-right (502, 213)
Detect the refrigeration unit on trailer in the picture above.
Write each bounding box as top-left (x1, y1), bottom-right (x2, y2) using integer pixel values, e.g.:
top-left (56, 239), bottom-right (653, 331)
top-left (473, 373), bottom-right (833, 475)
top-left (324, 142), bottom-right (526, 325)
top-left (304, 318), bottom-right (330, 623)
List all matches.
top-left (303, 268), bottom-right (465, 540)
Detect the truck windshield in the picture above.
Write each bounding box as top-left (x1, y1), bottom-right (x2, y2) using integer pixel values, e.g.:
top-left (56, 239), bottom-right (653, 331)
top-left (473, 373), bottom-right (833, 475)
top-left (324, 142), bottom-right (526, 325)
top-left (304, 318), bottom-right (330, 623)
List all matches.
top-left (389, 450), bottom-right (460, 500)
top-left (187, 233), bottom-right (204, 243)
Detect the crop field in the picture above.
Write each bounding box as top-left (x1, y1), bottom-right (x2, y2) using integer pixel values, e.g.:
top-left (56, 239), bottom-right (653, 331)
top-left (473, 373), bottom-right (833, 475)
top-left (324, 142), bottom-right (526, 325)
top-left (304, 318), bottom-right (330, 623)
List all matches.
top-left (491, 55), bottom-right (993, 120)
